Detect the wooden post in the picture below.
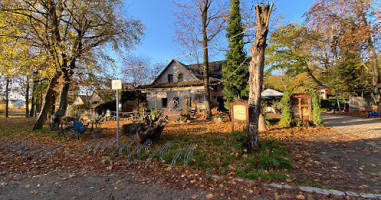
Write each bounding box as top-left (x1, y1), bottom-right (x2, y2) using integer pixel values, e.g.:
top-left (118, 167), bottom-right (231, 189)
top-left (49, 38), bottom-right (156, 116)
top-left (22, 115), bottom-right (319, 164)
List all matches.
top-left (298, 98), bottom-right (302, 119)
top-left (308, 97), bottom-right (312, 121)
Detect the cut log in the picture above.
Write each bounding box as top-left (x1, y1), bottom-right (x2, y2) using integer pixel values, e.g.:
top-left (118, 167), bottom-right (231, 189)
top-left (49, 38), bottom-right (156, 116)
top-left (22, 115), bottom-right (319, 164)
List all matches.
top-left (122, 114), bottom-right (167, 143)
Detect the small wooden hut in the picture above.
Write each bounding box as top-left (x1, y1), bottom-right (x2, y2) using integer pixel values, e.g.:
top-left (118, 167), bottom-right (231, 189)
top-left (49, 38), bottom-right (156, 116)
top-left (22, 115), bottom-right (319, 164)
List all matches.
top-left (291, 93), bottom-right (312, 121)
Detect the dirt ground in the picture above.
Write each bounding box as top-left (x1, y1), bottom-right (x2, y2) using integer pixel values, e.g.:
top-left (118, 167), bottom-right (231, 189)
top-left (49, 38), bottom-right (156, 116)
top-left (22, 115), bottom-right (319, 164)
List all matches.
top-left (307, 113), bottom-right (381, 193)
top-left (0, 170), bottom-right (211, 200)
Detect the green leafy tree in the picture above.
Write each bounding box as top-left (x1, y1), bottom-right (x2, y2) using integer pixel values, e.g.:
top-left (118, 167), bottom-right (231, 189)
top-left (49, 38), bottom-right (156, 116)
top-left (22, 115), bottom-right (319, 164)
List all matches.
top-left (222, 0), bottom-right (248, 109)
top-left (279, 90), bottom-right (292, 127)
top-left (327, 52), bottom-right (371, 95)
top-left (266, 23), bottom-right (324, 87)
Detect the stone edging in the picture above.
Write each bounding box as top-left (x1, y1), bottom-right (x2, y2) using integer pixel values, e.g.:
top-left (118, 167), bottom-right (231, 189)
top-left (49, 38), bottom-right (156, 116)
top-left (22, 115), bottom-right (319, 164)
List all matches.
top-left (268, 183), bottom-right (381, 199)
top-left (210, 175), bottom-right (381, 199)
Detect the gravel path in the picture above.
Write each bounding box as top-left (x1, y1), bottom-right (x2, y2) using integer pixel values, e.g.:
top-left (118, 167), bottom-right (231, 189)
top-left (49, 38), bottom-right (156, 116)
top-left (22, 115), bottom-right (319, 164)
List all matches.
top-left (322, 113), bottom-right (381, 149)
top-left (317, 113), bottom-right (381, 193)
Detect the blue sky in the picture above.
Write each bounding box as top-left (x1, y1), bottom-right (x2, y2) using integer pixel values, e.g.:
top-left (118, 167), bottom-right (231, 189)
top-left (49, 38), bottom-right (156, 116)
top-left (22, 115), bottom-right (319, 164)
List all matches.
top-left (125, 0), bottom-right (315, 66)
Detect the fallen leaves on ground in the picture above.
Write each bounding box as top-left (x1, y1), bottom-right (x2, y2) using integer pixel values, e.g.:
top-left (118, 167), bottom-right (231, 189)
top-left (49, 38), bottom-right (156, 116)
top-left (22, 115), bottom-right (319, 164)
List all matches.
top-left (0, 116), bottom-right (379, 199)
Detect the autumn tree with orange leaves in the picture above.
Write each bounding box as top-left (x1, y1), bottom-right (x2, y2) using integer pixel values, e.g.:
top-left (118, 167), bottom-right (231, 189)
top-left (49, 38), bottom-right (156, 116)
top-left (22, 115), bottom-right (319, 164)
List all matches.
top-left (305, 0), bottom-right (380, 87)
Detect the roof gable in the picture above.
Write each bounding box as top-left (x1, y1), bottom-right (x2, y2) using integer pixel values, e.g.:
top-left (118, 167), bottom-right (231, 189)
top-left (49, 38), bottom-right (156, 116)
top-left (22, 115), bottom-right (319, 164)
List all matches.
top-left (152, 59), bottom-right (199, 84)
top-left (152, 59), bottom-right (224, 84)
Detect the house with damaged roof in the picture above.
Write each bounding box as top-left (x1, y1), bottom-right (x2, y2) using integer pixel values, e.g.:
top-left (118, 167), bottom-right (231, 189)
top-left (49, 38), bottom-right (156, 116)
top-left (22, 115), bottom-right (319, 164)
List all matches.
top-left (138, 59), bottom-right (225, 111)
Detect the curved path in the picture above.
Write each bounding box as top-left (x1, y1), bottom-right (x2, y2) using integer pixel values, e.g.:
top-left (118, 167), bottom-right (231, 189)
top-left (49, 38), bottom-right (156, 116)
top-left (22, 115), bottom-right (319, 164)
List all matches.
top-left (322, 113), bottom-right (381, 148)
top-left (315, 113), bottom-right (381, 193)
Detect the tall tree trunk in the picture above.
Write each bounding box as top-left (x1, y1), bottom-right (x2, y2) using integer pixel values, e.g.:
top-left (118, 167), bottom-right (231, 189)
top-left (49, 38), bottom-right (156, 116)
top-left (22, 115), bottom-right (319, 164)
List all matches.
top-left (36, 93), bottom-right (42, 115)
top-left (5, 78), bottom-right (10, 118)
top-left (37, 93), bottom-right (42, 113)
top-left (29, 79), bottom-right (37, 117)
top-left (30, 96), bottom-right (35, 117)
top-left (202, 0), bottom-right (211, 119)
top-left (25, 75), bottom-right (30, 118)
top-left (50, 72), bottom-right (70, 131)
top-left (369, 39), bottom-right (379, 88)
top-left (306, 66), bottom-right (323, 86)
top-left (33, 74), bottom-right (60, 130)
top-left (248, 3), bottom-right (273, 150)
top-left (360, 10), bottom-right (380, 86)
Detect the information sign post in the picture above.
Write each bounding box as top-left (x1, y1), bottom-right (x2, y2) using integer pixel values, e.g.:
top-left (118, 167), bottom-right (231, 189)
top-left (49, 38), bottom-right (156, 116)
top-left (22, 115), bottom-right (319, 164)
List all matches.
top-left (231, 101), bottom-right (249, 133)
top-left (112, 80), bottom-right (122, 148)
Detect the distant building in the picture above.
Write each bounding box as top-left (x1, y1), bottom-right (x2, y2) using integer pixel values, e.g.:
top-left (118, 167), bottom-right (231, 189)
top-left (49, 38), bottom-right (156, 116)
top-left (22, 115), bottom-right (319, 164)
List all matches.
top-left (0, 98), bottom-right (26, 109)
top-left (70, 91), bottom-right (112, 106)
top-left (72, 95), bottom-right (91, 105)
top-left (138, 59), bottom-right (225, 111)
top-left (314, 86), bottom-right (329, 100)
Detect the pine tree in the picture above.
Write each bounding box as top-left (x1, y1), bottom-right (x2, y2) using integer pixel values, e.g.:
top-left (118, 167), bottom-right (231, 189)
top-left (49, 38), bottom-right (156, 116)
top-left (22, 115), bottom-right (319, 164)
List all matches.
top-left (222, 0), bottom-right (248, 109)
top-left (328, 51), bottom-right (371, 94)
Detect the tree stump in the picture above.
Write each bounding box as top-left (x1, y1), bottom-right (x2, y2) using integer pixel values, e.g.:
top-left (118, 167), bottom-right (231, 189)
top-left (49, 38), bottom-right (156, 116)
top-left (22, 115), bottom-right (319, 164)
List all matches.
top-left (122, 115), bottom-right (167, 143)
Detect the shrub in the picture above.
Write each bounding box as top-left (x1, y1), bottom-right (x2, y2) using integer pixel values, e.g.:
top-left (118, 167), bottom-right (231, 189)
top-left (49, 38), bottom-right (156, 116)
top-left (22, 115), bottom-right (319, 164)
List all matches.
top-left (308, 89), bottom-right (323, 125)
top-left (279, 91), bottom-right (292, 127)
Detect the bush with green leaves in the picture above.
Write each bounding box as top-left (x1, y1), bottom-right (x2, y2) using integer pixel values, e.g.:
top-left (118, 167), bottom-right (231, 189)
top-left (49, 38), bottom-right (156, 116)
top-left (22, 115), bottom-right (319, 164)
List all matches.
top-left (308, 89), bottom-right (323, 125)
top-left (279, 90), bottom-right (292, 127)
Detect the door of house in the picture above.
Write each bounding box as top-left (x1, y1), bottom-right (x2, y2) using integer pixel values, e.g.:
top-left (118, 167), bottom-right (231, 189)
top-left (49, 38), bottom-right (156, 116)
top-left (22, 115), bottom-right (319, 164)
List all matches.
top-left (217, 96), bottom-right (225, 111)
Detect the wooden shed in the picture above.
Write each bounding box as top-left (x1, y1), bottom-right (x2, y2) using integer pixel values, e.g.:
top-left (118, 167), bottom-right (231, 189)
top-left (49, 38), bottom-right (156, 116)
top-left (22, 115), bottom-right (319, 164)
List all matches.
top-left (291, 93), bottom-right (312, 121)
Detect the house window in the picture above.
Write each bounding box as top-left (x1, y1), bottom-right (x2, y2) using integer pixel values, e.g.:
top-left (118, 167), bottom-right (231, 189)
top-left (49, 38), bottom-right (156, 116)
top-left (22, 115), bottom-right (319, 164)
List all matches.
top-left (162, 98), bottom-right (168, 108)
top-left (178, 73), bottom-right (183, 82)
top-left (168, 74), bottom-right (173, 83)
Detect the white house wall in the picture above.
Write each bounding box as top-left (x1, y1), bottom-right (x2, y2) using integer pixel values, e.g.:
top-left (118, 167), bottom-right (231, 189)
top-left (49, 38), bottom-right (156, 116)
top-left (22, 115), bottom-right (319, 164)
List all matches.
top-left (210, 88), bottom-right (224, 106)
top-left (145, 86), bottom-right (224, 111)
top-left (146, 89), bottom-right (195, 110)
top-left (155, 62), bottom-right (198, 84)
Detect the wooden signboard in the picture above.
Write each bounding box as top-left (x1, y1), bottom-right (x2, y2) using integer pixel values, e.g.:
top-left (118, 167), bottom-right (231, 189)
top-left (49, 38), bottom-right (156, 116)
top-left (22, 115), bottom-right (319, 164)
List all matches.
top-left (231, 101), bottom-right (249, 133)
